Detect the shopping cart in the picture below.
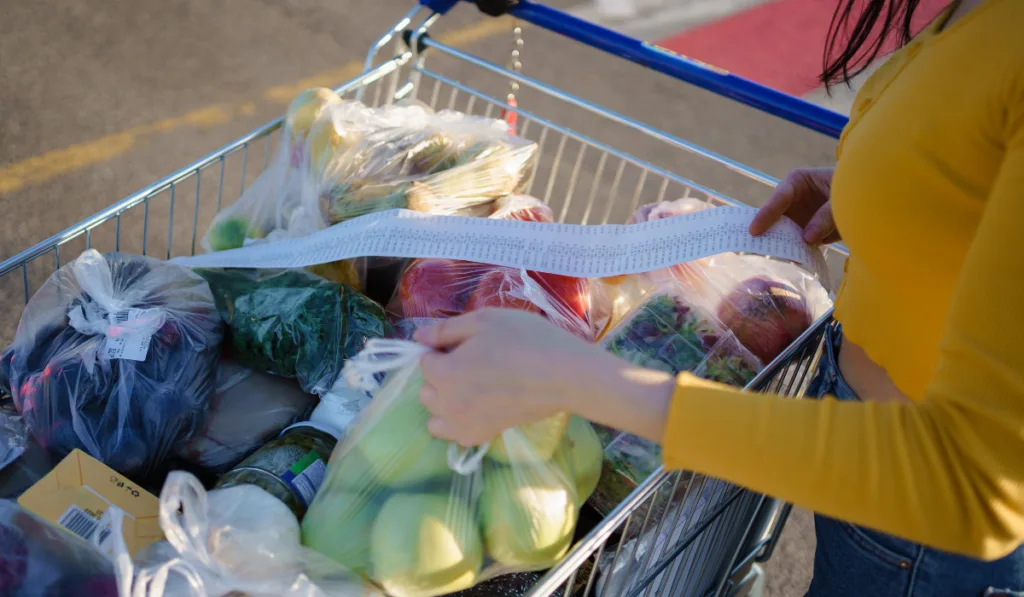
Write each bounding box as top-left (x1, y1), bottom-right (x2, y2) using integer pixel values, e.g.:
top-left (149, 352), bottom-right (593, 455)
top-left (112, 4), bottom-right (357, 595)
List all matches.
top-left (0, 1), bottom-right (850, 595)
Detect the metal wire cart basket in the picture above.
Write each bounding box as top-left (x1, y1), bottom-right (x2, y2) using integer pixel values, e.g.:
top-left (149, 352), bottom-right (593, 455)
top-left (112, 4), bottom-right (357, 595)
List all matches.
top-left (0, 1), bottom-right (851, 595)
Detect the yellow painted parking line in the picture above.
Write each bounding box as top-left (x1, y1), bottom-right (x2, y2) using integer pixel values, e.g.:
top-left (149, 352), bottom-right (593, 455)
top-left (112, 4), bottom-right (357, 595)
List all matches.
top-left (0, 16), bottom-right (515, 197)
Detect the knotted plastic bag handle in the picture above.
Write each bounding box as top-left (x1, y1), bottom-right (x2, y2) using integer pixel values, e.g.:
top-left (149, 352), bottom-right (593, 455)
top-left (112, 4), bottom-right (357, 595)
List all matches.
top-left (105, 475), bottom-right (210, 597)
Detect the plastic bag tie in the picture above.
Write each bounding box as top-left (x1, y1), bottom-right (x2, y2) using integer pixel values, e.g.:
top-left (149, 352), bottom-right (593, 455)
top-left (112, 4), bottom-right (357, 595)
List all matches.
top-left (341, 338), bottom-right (430, 392)
top-left (158, 473), bottom-right (220, 571)
top-left (68, 303), bottom-right (167, 339)
top-left (447, 442), bottom-right (491, 476)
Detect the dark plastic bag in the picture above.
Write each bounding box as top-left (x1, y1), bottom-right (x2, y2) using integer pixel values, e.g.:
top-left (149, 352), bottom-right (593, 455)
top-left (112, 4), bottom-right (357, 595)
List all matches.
top-left (6, 250), bottom-right (223, 477)
top-left (0, 500), bottom-right (118, 597)
top-left (0, 397), bottom-right (26, 474)
top-left (197, 268), bottom-right (393, 395)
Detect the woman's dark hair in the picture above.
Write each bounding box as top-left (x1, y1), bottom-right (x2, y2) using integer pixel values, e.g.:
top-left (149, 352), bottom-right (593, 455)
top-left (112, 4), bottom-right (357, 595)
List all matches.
top-left (821, 0), bottom-right (932, 89)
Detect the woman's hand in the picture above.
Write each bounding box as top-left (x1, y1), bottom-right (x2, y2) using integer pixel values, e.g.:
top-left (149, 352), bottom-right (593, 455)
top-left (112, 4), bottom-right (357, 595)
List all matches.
top-left (749, 168), bottom-right (840, 244)
top-left (413, 309), bottom-right (676, 447)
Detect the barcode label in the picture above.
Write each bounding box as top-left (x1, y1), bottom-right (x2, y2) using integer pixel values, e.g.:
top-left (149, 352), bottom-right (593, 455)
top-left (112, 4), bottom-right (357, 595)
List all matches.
top-left (57, 504), bottom-right (101, 541)
top-left (104, 308), bottom-right (159, 361)
top-left (56, 504), bottom-right (117, 555)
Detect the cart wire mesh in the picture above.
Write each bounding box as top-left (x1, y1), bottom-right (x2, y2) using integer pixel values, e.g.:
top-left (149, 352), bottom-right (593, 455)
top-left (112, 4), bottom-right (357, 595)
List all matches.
top-left (0, 7), bottom-right (847, 597)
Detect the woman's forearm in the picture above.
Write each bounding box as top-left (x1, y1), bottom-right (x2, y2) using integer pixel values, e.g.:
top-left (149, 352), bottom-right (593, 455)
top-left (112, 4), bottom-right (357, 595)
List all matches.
top-left (562, 354), bottom-right (676, 444)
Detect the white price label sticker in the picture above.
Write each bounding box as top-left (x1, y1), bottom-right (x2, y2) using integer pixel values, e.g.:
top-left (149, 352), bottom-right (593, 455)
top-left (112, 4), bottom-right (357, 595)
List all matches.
top-left (56, 504), bottom-right (114, 550)
top-left (170, 207), bottom-right (830, 287)
top-left (103, 308), bottom-right (160, 362)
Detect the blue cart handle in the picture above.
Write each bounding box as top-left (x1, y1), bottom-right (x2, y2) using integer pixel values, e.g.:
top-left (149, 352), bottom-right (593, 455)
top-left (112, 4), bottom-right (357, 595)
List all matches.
top-left (420, 0), bottom-right (847, 139)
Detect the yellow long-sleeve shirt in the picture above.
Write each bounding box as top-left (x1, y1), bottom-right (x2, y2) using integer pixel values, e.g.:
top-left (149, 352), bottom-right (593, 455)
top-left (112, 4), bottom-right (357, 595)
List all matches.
top-left (663, 0), bottom-right (1024, 560)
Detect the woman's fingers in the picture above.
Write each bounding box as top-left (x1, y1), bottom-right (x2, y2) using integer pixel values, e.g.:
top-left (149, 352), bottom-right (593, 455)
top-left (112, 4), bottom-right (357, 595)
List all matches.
top-left (414, 311), bottom-right (481, 348)
top-left (419, 380), bottom-right (440, 409)
top-left (749, 171), bottom-right (800, 236)
top-left (803, 202), bottom-right (836, 244)
top-left (426, 416), bottom-right (457, 442)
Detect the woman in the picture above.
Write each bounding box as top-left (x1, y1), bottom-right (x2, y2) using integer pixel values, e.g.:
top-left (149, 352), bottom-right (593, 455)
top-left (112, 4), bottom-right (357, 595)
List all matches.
top-left (416, 0), bottom-right (1024, 595)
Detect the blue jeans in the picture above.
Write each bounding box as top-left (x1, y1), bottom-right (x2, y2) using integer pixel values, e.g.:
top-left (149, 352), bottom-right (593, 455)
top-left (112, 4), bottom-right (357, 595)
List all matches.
top-left (803, 321), bottom-right (1024, 597)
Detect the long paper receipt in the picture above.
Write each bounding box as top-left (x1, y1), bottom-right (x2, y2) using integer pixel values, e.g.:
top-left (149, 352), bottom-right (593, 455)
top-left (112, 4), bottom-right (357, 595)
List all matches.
top-left (172, 207), bottom-right (829, 282)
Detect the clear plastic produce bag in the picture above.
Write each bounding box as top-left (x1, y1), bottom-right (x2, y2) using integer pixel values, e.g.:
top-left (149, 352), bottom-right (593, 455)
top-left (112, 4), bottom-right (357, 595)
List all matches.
top-left (603, 286), bottom-right (763, 384)
top-left (0, 499), bottom-right (119, 597)
top-left (389, 258), bottom-right (595, 342)
top-left (201, 92), bottom-right (537, 246)
top-left (625, 198), bottom-right (833, 364)
top-left (487, 194), bottom-right (556, 223)
top-left (196, 268), bottom-right (392, 395)
top-left (201, 88), bottom-right (345, 252)
top-left (588, 284), bottom-right (763, 516)
top-left (110, 471), bottom-right (377, 597)
top-left (173, 360), bottom-right (320, 475)
top-left (200, 87), bottom-right (365, 290)
top-left (6, 250), bottom-right (223, 477)
top-left (588, 225), bottom-right (831, 515)
top-left (307, 101), bottom-right (538, 225)
top-left (301, 340), bottom-right (603, 597)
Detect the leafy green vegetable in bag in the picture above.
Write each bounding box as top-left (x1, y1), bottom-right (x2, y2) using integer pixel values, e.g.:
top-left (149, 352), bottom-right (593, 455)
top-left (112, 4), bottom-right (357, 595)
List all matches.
top-left (197, 268), bottom-right (392, 394)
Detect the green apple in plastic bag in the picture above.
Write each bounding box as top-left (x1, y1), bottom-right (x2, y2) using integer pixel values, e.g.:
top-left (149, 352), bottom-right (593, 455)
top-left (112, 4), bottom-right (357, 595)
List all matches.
top-left (486, 413), bottom-right (570, 465)
top-left (354, 373), bottom-right (451, 487)
top-left (301, 491), bottom-right (377, 577)
top-left (481, 460), bottom-right (577, 569)
top-left (371, 492), bottom-right (483, 597)
top-left (558, 416), bottom-right (603, 506)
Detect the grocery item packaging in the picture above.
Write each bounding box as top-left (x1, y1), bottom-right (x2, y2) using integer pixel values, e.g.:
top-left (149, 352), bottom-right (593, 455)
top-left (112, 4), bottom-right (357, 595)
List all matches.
top-left (16, 448), bottom-right (162, 559)
top-left (603, 289), bottom-right (762, 385)
top-left (389, 257), bottom-right (594, 342)
top-left (173, 360), bottom-right (320, 476)
top-left (0, 395), bottom-right (26, 474)
top-left (588, 230), bottom-right (831, 516)
top-left (386, 194), bottom-right (596, 341)
top-left (301, 339), bottom-right (603, 597)
top-left (196, 268), bottom-right (392, 395)
top-left (0, 499), bottom-right (119, 597)
top-left (588, 286), bottom-right (762, 516)
top-left (5, 250), bottom-right (223, 478)
top-left (200, 88), bottom-right (537, 287)
top-left (306, 100), bottom-right (538, 225)
top-left (622, 198), bottom-right (833, 364)
top-left (110, 471), bottom-right (376, 597)
top-left (212, 384), bottom-right (369, 521)
top-left (201, 87), bottom-right (365, 289)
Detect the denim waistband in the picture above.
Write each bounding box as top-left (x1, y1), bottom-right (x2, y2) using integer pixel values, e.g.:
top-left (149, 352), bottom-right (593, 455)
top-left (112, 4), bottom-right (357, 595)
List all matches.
top-left (807, 320), bottom-right (860, 402)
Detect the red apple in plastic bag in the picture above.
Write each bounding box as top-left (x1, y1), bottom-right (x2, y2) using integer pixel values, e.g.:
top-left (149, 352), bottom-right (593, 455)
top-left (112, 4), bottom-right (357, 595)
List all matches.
top-left (528, 272), bottom-right (593, 340)
top-left (398, 259), bottom-right (483, 319)
top-left (465, 267), bottom-right (543, 314)
top-left (489, 195), bottom-right (555, 223)
top-left (716, 276), bottom-right (812, 364)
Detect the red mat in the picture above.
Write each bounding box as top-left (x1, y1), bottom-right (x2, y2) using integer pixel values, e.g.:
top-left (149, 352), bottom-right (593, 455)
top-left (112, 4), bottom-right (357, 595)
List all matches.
top-left (654, 0), bottom-right (948, 96)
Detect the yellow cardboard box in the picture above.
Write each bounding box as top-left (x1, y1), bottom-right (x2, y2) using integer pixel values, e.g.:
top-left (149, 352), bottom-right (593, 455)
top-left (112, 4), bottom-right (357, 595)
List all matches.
top-left (17, 449), bottom-right (163, 557)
